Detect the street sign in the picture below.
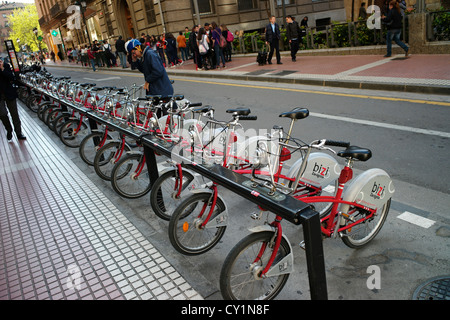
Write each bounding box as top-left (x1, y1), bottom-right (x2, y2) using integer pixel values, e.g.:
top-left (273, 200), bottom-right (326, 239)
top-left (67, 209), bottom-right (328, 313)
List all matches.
top-left (51, 29), bottom-right (62, 45)
top-left (4, 40), bottom-right (21, 74)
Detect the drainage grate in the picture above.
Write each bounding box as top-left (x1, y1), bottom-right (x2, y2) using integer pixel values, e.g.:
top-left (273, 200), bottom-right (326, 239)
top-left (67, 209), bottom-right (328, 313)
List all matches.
top-left (413, 276), bottom-right (450, 300)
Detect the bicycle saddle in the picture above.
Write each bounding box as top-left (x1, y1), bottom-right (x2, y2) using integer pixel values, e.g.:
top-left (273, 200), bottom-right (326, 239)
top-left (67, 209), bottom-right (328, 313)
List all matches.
top-left (337, 146), bottom-right (372, 162)
top-left (279, 108), bottom-right (309, 120)
top-left (226, 108), bottom-right (251, 116)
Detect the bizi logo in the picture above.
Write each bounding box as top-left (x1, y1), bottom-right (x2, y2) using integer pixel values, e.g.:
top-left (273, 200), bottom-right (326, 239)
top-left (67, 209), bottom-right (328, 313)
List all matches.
top-left (312, 162), bottom-right (329, 179)
top-left (370, 182), bottom-right (385, 200)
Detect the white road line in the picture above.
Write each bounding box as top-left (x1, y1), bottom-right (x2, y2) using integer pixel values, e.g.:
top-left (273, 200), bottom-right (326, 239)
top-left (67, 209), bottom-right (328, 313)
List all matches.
top-left (334, 57), bottom-right (394, 77)
top-left (397, 211), bottom-right (436, 229)
top-left (83, 77), bottom-right (121, 81)
top-left (310, 112), bottom-right (450, 138)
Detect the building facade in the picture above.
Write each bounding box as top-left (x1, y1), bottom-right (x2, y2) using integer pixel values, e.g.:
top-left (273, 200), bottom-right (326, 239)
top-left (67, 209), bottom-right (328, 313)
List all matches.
top-left (0, 1), bottom-right (25, 54)
top-left (36, 0), bottom-right (448, 54)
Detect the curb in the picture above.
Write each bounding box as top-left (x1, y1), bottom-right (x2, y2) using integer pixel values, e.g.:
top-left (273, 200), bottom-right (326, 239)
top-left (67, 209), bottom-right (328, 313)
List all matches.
top-left (44, 63), bottom-right (450, 96)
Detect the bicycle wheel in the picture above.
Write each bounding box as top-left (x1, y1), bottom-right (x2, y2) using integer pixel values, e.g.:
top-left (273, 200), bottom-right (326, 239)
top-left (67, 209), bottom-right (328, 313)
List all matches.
top-left (59, 119), bottom-right (89, 148)
top-left (52, 113), bottom-right (72, 134)
top-left (37, 102), bottom-right (54, 120)
top-left (94, 141), bottom-right (131, 181)
top-left (149, 168), bottom-right (196, 221)
top-left (79, 131), bottom-right (111, 166)
top-left (341, 199), bottom-right (391, 249)
top-left (26, 94), bottom-right (43, 113)
top-left (42, 105), bottom-right (57, 125)
top-left (220, 231), bottom-right (290, 300)
top-left (111, 153), bottom-right (151, 198)
top-left (168, 192), bottom-right (227, 256)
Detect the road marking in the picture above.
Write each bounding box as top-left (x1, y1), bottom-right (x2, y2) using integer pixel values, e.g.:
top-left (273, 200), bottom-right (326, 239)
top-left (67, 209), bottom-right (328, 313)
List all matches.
top-left (44, 66), bottom-right (450, 108)
top-left (169, 78), bottom-right (450, 107)
top-left (83, 77), bottom-right (121, 81)
top-left (397, 211), bottom-right (436, 229)
top-left (334, 58), bottom-right (393, 77)
top-left (309, 112), bottom-right (450, 138)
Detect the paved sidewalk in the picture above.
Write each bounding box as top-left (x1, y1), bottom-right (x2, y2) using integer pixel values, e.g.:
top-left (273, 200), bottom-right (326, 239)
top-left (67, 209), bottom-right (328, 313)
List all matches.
top-left (0, 103), bottom-right (203, 300)
top-left (43, 51), bottom-right (450, 95)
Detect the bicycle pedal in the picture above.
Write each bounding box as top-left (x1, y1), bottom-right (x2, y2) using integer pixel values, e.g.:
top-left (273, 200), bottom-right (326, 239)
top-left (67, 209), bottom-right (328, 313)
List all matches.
top-left (250, 212), bottom-right (262, 220)
top-left (299, 240), bottom-right (306, 251)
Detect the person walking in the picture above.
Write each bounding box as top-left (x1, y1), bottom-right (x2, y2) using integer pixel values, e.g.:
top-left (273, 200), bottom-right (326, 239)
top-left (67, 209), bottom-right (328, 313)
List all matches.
top-left (265, 16), bottom-right (282, 65)
top-left (115, 36), bottom-right (127, 68)
top-left (286, 15), bottom-right (301, 62)
top-left (87, 45), bottom-right (96, 72)
top-left (382, 0), bottom-right (409, 58)
top-left (127, 39), bottom-right (173, 97)
top-left (0, 58), bottom-right (25, 140)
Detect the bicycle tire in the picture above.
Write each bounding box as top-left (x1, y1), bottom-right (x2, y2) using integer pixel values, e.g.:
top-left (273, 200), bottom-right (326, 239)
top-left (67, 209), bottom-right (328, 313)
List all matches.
top-left (42, 105), bottom-right (57, 125)
top-left (51, 113), bottom-right (72, 134)
top-left (45, 108), bottom-right (64, 128)
top-left (149, 168), bottom-right (196, 221)
top-left (37, 102), bottom-right (54, 120)
top-left (93, 141), bottom-right (130, 181)
top-left (220, 231), bottom-right (290, 300)
top-left (168, 192), bottom-right (227, 256)
top-left (110, 153), bottom-right (151, 199)
top-left (341, 199), bottom-right (391, 249)
top-left (59, 119), bottom-right (89, 148)
top-left (79, 131), bottom-right (111, 166)
top-left (26, 94), bottom-right (42, 113)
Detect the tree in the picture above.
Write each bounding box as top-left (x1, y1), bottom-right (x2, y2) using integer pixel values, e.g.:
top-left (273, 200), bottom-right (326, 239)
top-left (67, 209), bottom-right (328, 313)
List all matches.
top-left (7, 5), bottom-right (47, 52)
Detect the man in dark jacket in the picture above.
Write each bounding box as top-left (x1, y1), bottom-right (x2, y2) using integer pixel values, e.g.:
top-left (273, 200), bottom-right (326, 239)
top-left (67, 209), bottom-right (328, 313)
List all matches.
top-left (286, 15), bottom-right (301, 62)
top-left (265, 16), bottom-right (282, 65)
top-left (127, 39), bottom-right (174, 97)
top-left (115, 36), bottom-right (127, 68)
top-left (0, 59), bottom-right (25, 140)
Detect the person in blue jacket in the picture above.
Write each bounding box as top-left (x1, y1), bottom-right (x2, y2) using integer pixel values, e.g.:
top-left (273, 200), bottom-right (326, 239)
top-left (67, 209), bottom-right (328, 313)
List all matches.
top-left (127, 39), bottom-right (173, 96)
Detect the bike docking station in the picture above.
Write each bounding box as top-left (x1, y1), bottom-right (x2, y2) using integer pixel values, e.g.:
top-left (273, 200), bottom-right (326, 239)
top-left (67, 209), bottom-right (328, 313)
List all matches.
top-left (21, 80), bottom-right (329, 301)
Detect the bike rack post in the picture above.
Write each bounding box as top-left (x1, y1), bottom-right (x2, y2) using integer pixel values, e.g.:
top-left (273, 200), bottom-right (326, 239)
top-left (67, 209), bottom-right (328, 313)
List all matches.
top-left (301, 209), bottom-right (328, 300)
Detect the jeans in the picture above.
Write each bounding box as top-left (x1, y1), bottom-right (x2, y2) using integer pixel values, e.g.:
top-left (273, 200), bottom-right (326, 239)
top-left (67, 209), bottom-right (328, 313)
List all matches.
top-left (386, 29), bottom-right (408, 56)
top-left (180, 47), bottom-right (188, 61)
top-left (118, 52), bottom-right (127, 67)
top-left (90, 58), bottom-right (96, 71)
top-left (214, 43), bottom-right (226, 67)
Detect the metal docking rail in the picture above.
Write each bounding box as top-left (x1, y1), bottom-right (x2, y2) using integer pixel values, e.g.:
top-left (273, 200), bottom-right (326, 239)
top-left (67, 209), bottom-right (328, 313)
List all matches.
top-left (26, 83), bottom-right (329, 300)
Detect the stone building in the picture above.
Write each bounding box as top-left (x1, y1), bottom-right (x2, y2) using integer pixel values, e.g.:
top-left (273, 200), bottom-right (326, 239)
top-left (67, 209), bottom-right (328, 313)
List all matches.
top-left (0, 1), bottom-right (25, 54)
top-left (35, 0), bottom-right (448, 52)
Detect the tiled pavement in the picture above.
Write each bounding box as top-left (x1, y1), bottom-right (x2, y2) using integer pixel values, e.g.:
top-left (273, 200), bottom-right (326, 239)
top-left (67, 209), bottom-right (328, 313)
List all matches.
top-left (0, 103), bottom-right (202, 300)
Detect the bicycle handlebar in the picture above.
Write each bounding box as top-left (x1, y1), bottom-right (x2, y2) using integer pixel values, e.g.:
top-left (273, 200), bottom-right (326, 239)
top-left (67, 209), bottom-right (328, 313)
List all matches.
top-left (324, 140), bottom-right (350, 148)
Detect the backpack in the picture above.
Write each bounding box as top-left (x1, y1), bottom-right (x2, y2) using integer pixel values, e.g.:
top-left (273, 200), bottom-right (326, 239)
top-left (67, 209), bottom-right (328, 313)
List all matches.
top-left (215, 30), bottom-right (227, 48)
top-left (226, 31), bottom-right (234, 42)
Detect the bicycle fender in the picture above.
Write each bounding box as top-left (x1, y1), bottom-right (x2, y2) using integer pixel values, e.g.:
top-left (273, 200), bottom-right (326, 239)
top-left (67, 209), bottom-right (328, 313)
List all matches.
top-left (283, 152), bottom-right (341, 189)
top-left (189, 189), bottom-right (229, 228)
top-left (248, 225), bottom-right (295, 276)
top-left (341, 168), bottom-right (395, 213)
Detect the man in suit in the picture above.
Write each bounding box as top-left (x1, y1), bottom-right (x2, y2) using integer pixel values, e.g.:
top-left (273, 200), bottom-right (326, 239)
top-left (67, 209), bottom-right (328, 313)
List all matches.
top-left (265, 15), bottom-right (282, 65)
top-left (0, 58), bottom-right (25, 141)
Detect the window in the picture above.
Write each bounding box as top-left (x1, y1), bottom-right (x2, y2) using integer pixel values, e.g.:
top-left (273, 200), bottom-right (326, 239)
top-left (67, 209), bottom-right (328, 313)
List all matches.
top-left (143, 0), bottom-right (156, 24)
top-left (238, 0), bottom-right (257, 11)
top-left (276, 0), bottom-right (294, 6)
top-left (191, 0), bottom-right (214, 15)
top-left (102, 2), bottom-right (114, 36)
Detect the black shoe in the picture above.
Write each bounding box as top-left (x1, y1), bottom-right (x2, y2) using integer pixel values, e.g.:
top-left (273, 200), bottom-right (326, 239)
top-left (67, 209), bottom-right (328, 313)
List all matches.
top-left (6, 131), bottom-right (12, 141)
top-left (17, 134), bottom-right (26, 140)
top-left (268, 61), bottom-right (272, 65)
top-left (277, 62), bottom-right (283, 65)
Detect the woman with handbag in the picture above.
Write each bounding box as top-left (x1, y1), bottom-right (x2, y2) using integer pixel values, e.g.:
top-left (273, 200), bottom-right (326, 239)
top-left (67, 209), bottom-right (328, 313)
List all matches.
top-left (381, 0), bottom-right (409, 58)
top-left (211, 22), bottom-right (226, 69)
